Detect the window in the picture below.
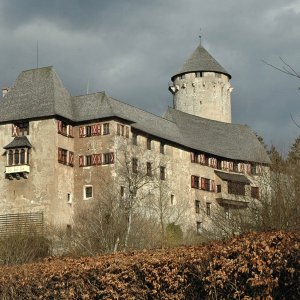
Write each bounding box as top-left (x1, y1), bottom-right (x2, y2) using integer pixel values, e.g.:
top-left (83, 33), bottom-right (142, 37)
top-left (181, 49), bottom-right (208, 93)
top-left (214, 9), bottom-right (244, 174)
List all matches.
top-left (251, 187), bottom-right (259, 199)
top-left (86, 126), bottom-right (92, 137)
top-left (103, 123), bottom-right (110, 135)
top-left (160, 166), bottom-right (166, 180)
top-left (206, 203), bottom-right (211, 216)
top-left (195, 200), bottom-right (200, 214)
top-left (201, 178), bottom-right (210, 191)
top-left (120, 186), bottom-right (125, 197)
top-left (195, 71), bottom-right (203, 78)
top-left (67, 193), bottom-right (72, 204)
top-left (228, 181), bottom-right (245, 196)
top-left (160, 142), bottom-right (165, 154)
top-left (8, 150), bottom-right (13, 165)
top-left (179, 74), bottom-right (185, 79)
top-left (84, 186), bottom-right (93, 200)
top-left (191, 175), bottom-right (200, 189)
top-left (196, 222), bottom-right (202, 234)
top-left (12, 122), bottom-right (29, 136)
top-left (217, 184), bottom-right (222, 193)
top-left (85, 155), bottom-right (92, 166)
top-left (225, 207), bottom-right (230, 219)
top-left (146, 162), bottom-right (152, 176)
top-left (14, 149), bottom-right (19, 165)
top-left (132, 133), bottom-right (138, 145)
top-left (103, 153), bottom-right (110, 165)
top-left (147, 138), bottom-right (151, 150)
top-left (20, 149), bottom-right (25, 164)
top-left (233, 162), bottom-right (239, 173)
top-left (66, 224), bottom-right (72, 238)
top-left (132, 158), bottom-right (138, 173)
top-left (171, 194), bottom-right (174, 205)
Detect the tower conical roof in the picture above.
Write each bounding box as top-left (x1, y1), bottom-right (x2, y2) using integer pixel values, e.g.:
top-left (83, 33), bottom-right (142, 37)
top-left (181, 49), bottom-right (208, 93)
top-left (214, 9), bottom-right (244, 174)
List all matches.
top-left (171, 45), bottom-right (231, 80)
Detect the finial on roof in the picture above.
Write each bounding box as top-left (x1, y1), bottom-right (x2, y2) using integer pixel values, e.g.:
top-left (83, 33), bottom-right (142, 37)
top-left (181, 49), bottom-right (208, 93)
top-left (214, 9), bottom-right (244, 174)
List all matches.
top-left (199, 28), bottom-right (202, 46)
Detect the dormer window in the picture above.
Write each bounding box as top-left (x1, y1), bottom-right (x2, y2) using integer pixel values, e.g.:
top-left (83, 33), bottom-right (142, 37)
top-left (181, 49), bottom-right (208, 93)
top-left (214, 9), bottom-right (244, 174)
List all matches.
top-left (12, 122), bottom-right (29, 136)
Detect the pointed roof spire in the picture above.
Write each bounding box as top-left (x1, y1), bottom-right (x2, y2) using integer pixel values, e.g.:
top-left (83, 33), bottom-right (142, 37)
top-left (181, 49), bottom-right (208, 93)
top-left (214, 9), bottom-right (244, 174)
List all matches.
top-left (171, 44), bottom-right (231, 81)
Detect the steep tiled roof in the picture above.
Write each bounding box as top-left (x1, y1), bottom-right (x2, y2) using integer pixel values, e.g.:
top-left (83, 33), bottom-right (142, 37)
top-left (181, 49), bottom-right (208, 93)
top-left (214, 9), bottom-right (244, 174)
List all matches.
top-left (171, 45), bottom-right (231, 80)
top-left (0, 66), bottom-right (72, 122)
top-left (0, 67), bottom-right (269, 164)
top-left (164, 108), bottom-right (270, 164)
top-left (4, 136), bottom-right (32, 149)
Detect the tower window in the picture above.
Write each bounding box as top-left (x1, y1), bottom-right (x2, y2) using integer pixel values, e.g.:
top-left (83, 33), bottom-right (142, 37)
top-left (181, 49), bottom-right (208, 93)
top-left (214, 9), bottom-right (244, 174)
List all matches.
top-left (179, 74), bottom-right (185, 79)
top-left (147, 138), bottom-right (152, 150)
top-left (195, 71), bottom-right (203, 78)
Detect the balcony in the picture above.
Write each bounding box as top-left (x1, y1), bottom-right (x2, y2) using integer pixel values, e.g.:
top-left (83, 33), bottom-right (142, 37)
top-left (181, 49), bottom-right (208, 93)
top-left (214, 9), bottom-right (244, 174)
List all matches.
top-left (216, 192), bottom-right (249, 209)
top-left (5, 165), bottom-right (30, 179)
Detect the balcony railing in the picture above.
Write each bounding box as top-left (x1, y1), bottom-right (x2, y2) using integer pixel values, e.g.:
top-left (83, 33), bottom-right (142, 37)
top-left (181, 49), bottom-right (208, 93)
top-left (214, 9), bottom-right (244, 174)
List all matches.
top-left (5, 164), bottom-right (30, 174)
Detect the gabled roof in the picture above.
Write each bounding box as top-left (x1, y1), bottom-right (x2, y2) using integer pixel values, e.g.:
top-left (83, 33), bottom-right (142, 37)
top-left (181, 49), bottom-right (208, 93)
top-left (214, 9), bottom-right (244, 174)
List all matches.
top-left (4, 136), bottom-right (32, 149)
top-left (171, 45), bottom-right (231, 80)
top-left (164, 108), bottom-right (270, 164)
top-left (0, 66), bottom-right (72, 122)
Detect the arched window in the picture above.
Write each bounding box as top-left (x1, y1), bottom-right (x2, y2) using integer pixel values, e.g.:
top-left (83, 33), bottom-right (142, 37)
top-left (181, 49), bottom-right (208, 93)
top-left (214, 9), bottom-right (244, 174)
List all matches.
top-left (8, 150), bottom-right (13, 165)
top-left (20, 149), bottom-right (25, 164)
top-left (14, 149), bottom-right (19, 165)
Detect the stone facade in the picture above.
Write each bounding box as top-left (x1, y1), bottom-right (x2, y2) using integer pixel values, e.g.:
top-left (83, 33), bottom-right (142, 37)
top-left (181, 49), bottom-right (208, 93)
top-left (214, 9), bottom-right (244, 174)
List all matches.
top-left (0, 44), bottom-right (270, 237)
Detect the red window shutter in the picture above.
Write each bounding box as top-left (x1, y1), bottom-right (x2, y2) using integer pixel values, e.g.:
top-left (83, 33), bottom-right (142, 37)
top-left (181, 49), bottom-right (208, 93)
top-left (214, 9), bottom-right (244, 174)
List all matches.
top-left (91, 125), bottom-right (97, 136)
top-left (97, 154), bottom-right (102, 165)
top-left (12, 124), bottom-right (19, 137)
top-left (211, 180), bottom-right (216, 192)
top-left (201, 178), bottom-right (205, 190)
top-left (57, 121), bottom-right (62, 133)
top-left (69, 151), bottom-right (74, 166)
top-left (110, 152), bottom-right (115, 164)
top-left (125, 127), bottom-right (129, 138)
top-left (58, 148), bottom-right (62, 162)
top-left (79, 155), bottom-right (84, 167)
top-left (68, 125), bottom-right (73, 137)
top-left (96, 124), bottom-right (101, 136)
top-left (79, 126), bottom-right (85, 138)
top-left (92, 154), bottom-right (97, 165)
top-left (191, 175), bottom-right (195, 188)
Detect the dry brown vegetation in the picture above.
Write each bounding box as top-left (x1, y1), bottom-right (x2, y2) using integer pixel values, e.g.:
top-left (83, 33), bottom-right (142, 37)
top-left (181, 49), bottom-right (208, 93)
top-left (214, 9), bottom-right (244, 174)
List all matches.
top-left (0, 231), bottom-right (298, 299)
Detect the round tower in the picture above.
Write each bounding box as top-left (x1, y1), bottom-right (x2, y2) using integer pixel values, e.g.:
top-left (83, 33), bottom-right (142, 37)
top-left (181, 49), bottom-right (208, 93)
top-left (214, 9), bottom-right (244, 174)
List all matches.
top-left (169, 44), bottom-right (233, 123)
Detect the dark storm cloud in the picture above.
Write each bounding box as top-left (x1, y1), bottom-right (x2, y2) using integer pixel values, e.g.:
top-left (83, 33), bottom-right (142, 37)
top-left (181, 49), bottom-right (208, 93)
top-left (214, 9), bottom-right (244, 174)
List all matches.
top-left (0, 0), bottom-right (299, 152)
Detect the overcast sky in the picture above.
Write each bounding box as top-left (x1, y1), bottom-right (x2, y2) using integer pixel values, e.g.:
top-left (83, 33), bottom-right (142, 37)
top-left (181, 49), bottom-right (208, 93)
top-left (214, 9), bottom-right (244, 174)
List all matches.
top-left (0, 0), bottom-right (299, 153)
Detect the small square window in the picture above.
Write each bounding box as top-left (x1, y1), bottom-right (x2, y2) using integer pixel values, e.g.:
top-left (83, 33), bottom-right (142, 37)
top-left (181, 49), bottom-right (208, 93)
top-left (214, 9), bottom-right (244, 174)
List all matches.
top-left (196, 221), bottom-right (202, 234)
top-left (147, 138), bottom-right (151, 150)
top-left (206, 203), bottom-right (211, 216)
top-left (160, 142), bottom-right (165, 154)
top-left (195, 200), bottom-right (200, 214)
top-left (84, 186), bottom-right (93, 200)
top-left (160, 166), bottom-right (166, 180)
top-left (132, 133), bottom-right (138, 145)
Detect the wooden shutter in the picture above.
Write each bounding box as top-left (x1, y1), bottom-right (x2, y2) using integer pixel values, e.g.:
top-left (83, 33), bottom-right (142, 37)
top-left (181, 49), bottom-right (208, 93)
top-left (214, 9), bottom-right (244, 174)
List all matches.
top-left (12, 124), bottom-right (19, 137)
top-left (96, 154), bottom-right (102, 165)
top-left (79, 126), bottom-right (85, 138)
top-left (191, 175), bottom-right (195, 188)
top-left (58, 148), bottom-right (62, 162)
top-left (79, 155), bottom-right (84, 167)
top-left (68, 125), bottom-right (73, 137)
top-left (92, 154), bottom-right (98, 165)
top-left (110, 152), bottom-right (114, 164)
top-left (57, 121), bottom-right (62, 133)
top-left (211, 180), bottom-right (216, 192)
top-left (125, 126), bottom-right (129, 138)
top-left (201, 178), bottom-right (206, 190)
top-left (96, 124), bottom-right (101, 136)
top-left (69, 151), bottom-right (74, 166)
top-left (91, 125), bottom-right (98, 136)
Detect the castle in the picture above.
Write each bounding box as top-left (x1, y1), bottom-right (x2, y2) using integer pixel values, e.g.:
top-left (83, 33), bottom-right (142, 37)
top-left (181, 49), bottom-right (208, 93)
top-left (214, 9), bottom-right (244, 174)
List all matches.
top-left (0, 43), bottom-right (270, 236)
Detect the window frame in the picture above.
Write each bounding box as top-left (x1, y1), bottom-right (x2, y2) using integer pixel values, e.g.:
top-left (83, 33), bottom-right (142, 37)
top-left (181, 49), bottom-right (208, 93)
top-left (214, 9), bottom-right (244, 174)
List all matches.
top-left (84, 185), bottom-right (93, 200)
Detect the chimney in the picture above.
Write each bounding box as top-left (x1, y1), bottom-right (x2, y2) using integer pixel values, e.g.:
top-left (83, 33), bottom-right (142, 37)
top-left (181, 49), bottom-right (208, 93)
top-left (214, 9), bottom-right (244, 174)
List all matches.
top-left (2, 87), bottom-right (9, 98)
